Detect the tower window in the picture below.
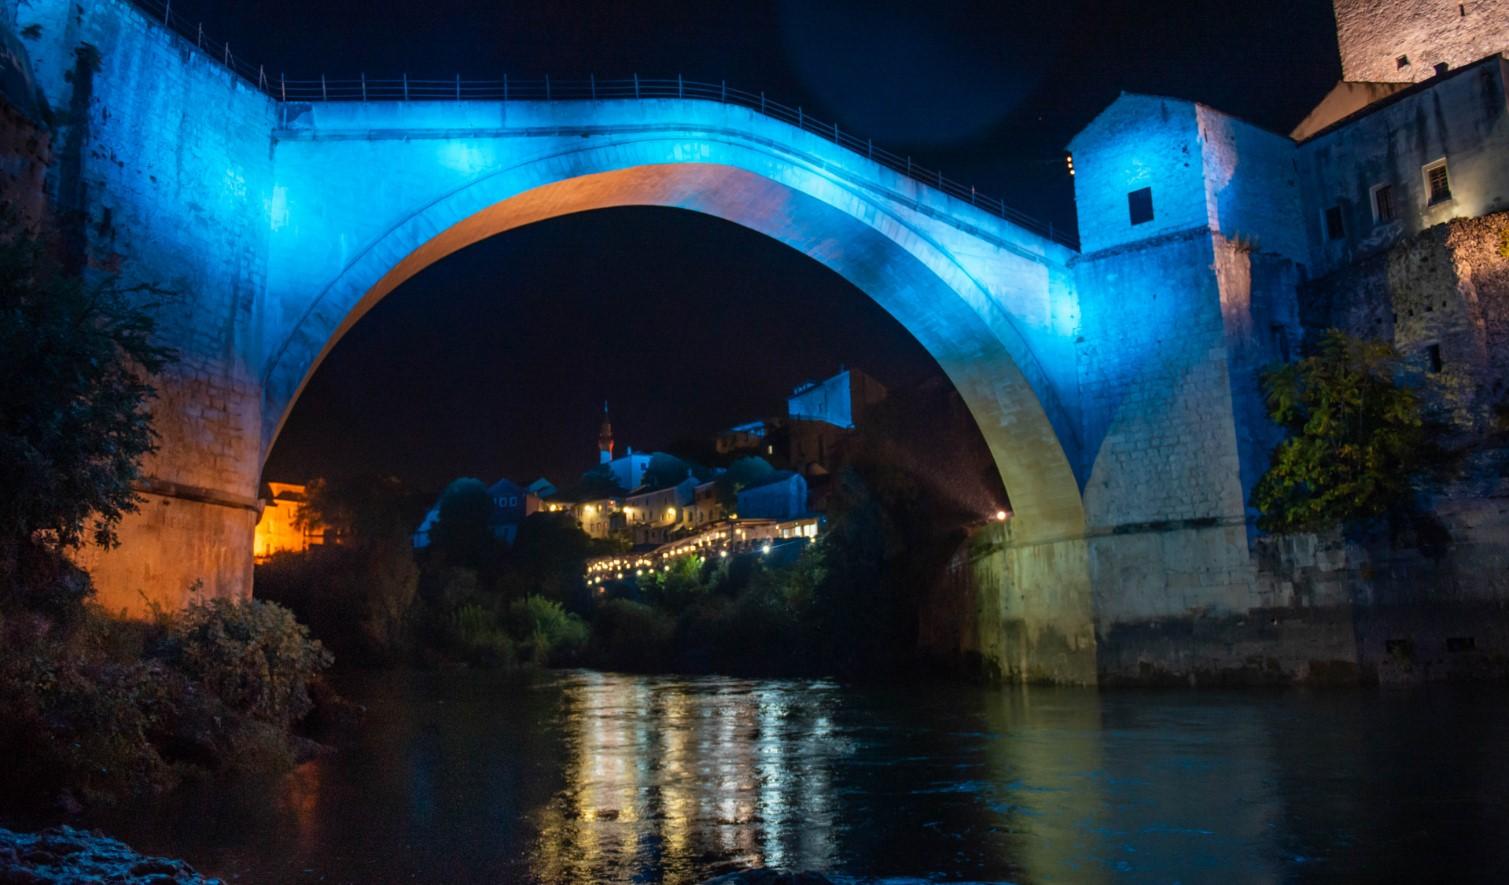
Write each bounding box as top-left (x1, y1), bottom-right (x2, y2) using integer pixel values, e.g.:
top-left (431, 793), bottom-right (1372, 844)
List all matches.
top-left (1371, 183), bottom-right (1395, 222)
top-left (1127, 187), bottom-right (1154, 225)
top-left (1427, 344), bottom-right (1443, 373)
top-left (1325, 205), bottom-right (1346, 240)
top-left (1424, 159), bottom-right (1452, 204)
top-left (1396, 55), bottom-right (1410, 69)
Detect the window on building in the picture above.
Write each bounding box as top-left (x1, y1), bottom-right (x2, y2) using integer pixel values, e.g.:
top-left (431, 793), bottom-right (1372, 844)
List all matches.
top-left (1396, 55), bottom-right (1410, 70)
top-left (1371, 183), bottom-right (1395, 223)
top-left (1127, 187), bottom-right (1154, 226)
top-left (1325, 205), bottom-right (1346, 240)
top-left (1424, 159), bottom-right (1452, 204)
top-left (1426, 343), bottom-right (1443, 373)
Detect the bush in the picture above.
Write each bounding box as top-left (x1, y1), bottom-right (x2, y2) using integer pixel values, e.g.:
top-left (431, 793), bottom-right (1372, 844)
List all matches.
top-left (165, 598), bottom-right (332, 728)
top-left (0, 637), bottom-right (178, 806)
top-left (508, 595), bottom-right (588, 665)
top-left (585, 599), bottom-right (676, 673)
top-left (255, 544), bottom-right (418, 665)
top-left (441, 601), bottom-right (515, 665)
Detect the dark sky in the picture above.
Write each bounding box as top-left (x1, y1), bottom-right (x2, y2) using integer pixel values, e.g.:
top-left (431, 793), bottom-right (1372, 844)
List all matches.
top-left (241, 0), bottom-right (1342, 493)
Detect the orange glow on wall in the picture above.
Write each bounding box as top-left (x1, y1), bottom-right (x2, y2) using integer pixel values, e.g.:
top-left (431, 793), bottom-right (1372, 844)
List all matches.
top-left (253, 482), bottom-right (324, 562)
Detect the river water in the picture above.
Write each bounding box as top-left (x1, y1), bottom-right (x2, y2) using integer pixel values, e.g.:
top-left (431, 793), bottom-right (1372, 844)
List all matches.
top-left (92, 670), bottom-right (1509, 883)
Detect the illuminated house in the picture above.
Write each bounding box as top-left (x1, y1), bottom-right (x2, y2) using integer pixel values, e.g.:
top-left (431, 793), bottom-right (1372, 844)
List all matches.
top-left (682, 481), bottom-right (725, 530)
top-left (573, 497), bottom-right (625, 540)
top-left (253, 482), bottom-right (323, 562)
top-left (624, 477), bottom-right (699, 546)
top-left (715, 421), bottom-right (768, 455)
top-left (735, 471), bottom-right (809, 522)
top-left (786, 368), bottom-right (887, 479)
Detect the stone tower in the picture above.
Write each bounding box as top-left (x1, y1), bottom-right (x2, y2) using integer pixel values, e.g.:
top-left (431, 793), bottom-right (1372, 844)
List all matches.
top-left (1332, 0), bottom-right (1509, 83)
top-left (598, 402), bottom-right (614, 464)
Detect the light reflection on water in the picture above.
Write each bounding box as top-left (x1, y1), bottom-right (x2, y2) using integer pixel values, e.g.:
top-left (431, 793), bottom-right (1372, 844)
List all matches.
top-left (84, 670), bottom-right (1509, 883)
top-left (529, 674), bottom-right (842, 882)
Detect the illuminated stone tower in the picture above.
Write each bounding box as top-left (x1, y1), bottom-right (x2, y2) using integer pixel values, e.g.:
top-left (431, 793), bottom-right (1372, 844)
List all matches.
top-left (598, 402), bottom-right (614, 465)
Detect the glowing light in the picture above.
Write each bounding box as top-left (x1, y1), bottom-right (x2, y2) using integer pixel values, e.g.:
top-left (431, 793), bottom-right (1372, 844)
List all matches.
top-left (761, 544), bottom-right (772, 555)
top-left (995, 510), bottom-right (1009, 522)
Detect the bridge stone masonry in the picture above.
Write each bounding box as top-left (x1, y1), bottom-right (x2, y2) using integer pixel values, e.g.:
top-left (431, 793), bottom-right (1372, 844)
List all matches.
top-left (10, 0), bottom-right (1507, 684)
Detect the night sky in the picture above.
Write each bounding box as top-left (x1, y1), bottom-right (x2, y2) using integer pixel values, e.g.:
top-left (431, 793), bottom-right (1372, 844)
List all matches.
top-left (240, 0), bottom-right (1342, 493)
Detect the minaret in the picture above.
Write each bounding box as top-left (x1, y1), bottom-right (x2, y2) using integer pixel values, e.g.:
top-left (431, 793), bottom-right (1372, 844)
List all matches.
top-left (598, 401), bottom-right (614, 464)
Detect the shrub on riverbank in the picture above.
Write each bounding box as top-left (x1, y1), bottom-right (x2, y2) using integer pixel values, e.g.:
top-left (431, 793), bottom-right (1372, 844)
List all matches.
top-left (0, 549), bottom-right (334, 812)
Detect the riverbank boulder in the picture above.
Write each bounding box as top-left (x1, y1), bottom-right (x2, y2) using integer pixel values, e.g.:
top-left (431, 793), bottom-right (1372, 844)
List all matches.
top-left (0, 826), bottom-right (219, 884)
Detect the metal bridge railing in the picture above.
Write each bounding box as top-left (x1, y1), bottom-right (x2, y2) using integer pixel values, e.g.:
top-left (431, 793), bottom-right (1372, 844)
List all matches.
top-left (129, 0), bottom-right (1076, 248)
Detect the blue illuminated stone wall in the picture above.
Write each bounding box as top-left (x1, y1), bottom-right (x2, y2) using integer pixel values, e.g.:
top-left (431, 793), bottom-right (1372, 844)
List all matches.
top-left (18, 0), bottom-right (277, 611)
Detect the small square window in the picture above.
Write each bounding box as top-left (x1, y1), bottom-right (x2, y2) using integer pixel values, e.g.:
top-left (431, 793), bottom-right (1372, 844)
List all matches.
top-left (1371, 183), bottom-right (1395, 222)
top-left (1424, 160), bottom-right (1452, 204)
top-left (1325, 205), bottom-right (1346, 240)
top-left (1127, 187), bottom-right (1154, 225)
top-left (1396, 55), bottom-right (1410, 69)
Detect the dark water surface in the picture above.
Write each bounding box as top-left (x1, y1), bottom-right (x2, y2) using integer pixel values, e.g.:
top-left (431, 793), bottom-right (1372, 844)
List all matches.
top-left (90, 670), bottom-right (1509, 883)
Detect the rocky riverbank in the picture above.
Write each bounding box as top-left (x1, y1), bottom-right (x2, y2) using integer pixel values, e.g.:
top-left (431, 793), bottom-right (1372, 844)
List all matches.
top-left (0, 826), bottom-right (219, 884)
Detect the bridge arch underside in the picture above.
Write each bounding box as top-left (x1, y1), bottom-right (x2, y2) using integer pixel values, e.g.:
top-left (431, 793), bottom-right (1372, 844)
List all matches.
top-left (263, 157), bottom-right (1097, 682)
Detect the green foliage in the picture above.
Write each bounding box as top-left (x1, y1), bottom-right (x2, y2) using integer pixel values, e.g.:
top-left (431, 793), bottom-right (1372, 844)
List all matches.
top-left (585, 599), bottom-right (677, 673)
top-left (0, 220), bottom-right (175, 550)
top-left (0, 590), bottom-right (334, 810)
top-left (642, 452), bottom-right (692, 489)
top-left (1254, 330), bottom-right (1427, 533)
top-left (256, 542), bottom-right (418, 664)
top-left (573, 465), bottom-right (627, 500)
top-left (0, 639), bottom-right (179, 806)
top-left (1498, 226), bottom-right (1509, 260)
top-left (498, 512), bottom-right (596, 603)
top-left (165, 597), bottom-right (332, 728)
top-left (715, 456), bottom-right (775, 509)
top-left (640, 554), bottom-right (708, 613)
top-left (299, 474), bottom-right (423, 545)
top-left (442, 601), bottom-right (515, 665)
top-left (508, 595), bottom-right (588, 665)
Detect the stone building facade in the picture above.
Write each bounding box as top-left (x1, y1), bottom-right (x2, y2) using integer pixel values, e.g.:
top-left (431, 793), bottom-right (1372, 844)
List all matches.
top-left (1333, 0), bottom-right (1509, 84)
top-left (923, 3), bottom-right (1509, 684)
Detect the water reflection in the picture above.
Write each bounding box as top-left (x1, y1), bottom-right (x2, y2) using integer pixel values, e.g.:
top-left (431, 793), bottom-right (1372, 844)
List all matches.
top-left (80, 670), bottom-right (1509, 883)
top-left (529, 673), bottom-right (842, 883)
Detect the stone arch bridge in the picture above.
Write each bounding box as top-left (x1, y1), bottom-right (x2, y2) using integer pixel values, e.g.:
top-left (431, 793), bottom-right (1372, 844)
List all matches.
top-left (13, 0), bottom-right (1279, 683)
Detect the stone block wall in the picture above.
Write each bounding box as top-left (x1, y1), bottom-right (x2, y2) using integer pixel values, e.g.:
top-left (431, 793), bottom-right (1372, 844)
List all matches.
top-left (1068, 95), bottom-right (1210, 255)
top-left (14, 0), bottom-right (277, 612)
top-left (1333, 0), bottom-right (1509, 83)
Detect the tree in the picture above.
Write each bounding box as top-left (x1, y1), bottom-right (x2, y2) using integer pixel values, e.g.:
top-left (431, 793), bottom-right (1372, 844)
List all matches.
top-left (0, 221), bottom-right (174, 552)
top-left (1254, 330), bottom-right (1427, 534)
top-left (299, 474), bottom-right (420, 546)
top-left (642, 452), bottom-right (691, 489)
top-left (714, 456), bottom-right (775, 509)
top-left (499, 512), bottom-right (595, 604)
top-left (430, 478), bottom-right (495, 566)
